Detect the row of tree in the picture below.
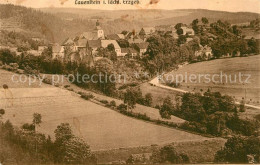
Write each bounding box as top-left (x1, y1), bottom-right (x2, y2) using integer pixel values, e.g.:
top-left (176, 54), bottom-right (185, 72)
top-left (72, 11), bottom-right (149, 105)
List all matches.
top-left (0, 112), bottom-right (96, 164)
top-left (0, 48), bottom-right (117, 96)
top-left (159, 91), bottom-right (259, 137)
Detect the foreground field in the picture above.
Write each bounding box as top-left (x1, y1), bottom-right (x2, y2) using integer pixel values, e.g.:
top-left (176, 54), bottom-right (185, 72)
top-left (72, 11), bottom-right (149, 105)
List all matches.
top-left (0, 69), bottom-right (211, 152)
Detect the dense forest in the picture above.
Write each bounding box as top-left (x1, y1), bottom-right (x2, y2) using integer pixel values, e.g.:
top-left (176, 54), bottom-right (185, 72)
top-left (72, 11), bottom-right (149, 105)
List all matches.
top-left (0, 4), bottom-right (95, 43)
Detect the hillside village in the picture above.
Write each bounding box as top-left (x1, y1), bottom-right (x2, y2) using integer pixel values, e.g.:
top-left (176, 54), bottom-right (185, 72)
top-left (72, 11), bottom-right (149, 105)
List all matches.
top-left (50, 20), bottom-right (215, 64)
top-left (43, 19), bottom-right (259, 68)
top-left (1, 4), bottom-right (260, 164)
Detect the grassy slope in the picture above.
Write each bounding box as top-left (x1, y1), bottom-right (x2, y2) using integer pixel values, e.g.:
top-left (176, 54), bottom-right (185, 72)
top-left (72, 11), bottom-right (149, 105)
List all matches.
top-left (165, 55), bottom-right (260, 104)
top-left (94, 138), bottom-right (226, 163)
top-left (0, 69), bottom-right (211, 152)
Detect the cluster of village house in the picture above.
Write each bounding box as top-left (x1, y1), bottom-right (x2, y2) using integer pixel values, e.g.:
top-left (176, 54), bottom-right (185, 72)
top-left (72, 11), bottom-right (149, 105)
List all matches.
top-left (48, 20), bottom-right (214, 65)
top-left (1, 19), bottom-right (259, 62)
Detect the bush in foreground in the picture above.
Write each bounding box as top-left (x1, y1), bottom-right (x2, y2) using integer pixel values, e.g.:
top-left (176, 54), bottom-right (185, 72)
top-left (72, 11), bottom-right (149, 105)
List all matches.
top-left (215, 136), bottom-right (260, 163)
top-left (151, 145), bottom-right (189, 164)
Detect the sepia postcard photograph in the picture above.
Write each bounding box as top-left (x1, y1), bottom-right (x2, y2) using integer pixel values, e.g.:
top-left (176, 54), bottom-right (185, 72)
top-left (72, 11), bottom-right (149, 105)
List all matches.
top-left (0, 0), bottom-right (260, 164)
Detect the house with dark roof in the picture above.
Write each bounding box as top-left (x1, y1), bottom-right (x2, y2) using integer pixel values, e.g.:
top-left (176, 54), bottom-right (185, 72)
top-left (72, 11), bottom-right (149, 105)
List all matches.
top-left (106, 33), bottom-right (125, 40)
top-left (134, 42), bottom-right (149, 57)
top-left (139, 27), bottom-right (156, 36)
top-left (121, 48), bottom-right (138, 58)
top-left (86, 40), bottom-right (101, 55)
top-left (128, 34), bottom-right (145, 44)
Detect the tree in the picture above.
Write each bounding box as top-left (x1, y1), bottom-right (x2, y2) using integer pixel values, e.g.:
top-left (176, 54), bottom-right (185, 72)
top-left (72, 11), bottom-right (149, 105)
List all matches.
top-left (201, 17), bottom-right (209, 24)
top-left (174, 23), bottom-right (183, 30)
top-left (97, 47), bottom-right (117, 62)
top-left (201, 94), bottom-right (219, 114)
top-left (192, 19), bottom-right (199, 34)
top-left (95, 58), bottom-right (116, 95)
top-left (54, 123), bottom-right (74, 144)
top-left (181, 93), bottom-right (206, 122)
top-left (121, 30), bottom-right (128, 35)
top-left (177, 35), bottom-right (187, 45)
top-left (207, 111), bottom-right (229, 136)
top-left (215, 136), bottom-right (260, 163)
top-left (248, 38), bottom-right (260, 54)
top-left (0, 49), bottom-right (16, 64)
top-left (33, 113), bottom-right (42, 127)
top-left (63, 137), bottom-right (97, 164)
top-left (110, 100), bottom-right (116, 107)
top-left (124, 87), bottom-right (141, 110)
top-left (107, 43), bottom-right (115, 52)
top-left (232, 25), bottom-right (241, 36)
top-left (176, 28), bottom-right (183, 35)
top-left (239, 100), bottom-right (246, 112)
top-left (159, 96), bottom-right (174, 119)
top-left (53, 123), bottom-right (96, 164)
top-left (0, 109), bottom-right (5, 118)
top-left (151, 145), bottom-right (189, 163)
top-left (54, 123), bottom-right (74, 162)
top-left (218, 95), bottom-right (237, 112)
top-left (144, 93), bottom-right (153, 106)
top-left (41, 46), bottom-right (52, 58)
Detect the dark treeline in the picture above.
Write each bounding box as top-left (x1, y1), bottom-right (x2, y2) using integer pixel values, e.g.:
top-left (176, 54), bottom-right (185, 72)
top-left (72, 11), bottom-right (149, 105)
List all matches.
top-left (0, 48), bottom-right (117, 96)
top-left (0, 31), bottom-right (45, 50)
top-left (142, 18), bottom-right (259, 74)
top-left (0, 112), bottom-right (96, 164)
top-left (0, 4), bottom-right (95, 43)
top-left (159, 90), bottom-right (259, 137)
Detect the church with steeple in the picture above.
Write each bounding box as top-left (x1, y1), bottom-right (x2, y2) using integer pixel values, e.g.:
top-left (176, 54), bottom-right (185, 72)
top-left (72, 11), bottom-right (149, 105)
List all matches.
top-left (79, 20), bottom-right (105, 40)
top-left (94, 20), bottom-right (104, 39)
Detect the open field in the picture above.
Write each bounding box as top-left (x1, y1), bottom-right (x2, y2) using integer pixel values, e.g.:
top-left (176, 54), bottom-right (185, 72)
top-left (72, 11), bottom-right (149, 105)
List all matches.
top-left (95, 138), bottom-right (226, 163)
top-left (164, 55), bottom-right (260, 105)
top-left (140, 82), bottom-right (182, 106)
top-left (64, 83), bottom-right (186, 124)
top-left (0, 69), bottom-right (212, 152)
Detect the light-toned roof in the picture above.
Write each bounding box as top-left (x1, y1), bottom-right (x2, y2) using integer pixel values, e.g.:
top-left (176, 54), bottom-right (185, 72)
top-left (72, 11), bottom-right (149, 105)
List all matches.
top-left (128, 38), bottom-right (145, 44)
top-left (128, 48), bottom-right (138, 53)
top-left (121, 48), bottom-right (138, 54)
top-left (52, 45), bottom-right (63, 53)
top-left (244, 35), bottom-right (260, 40)
top-left (76, 39), bottom-right (88, 47)
top-left (80, 31), bottom-right (98, 40)
top-left (121, 48), bottom-right (129, 53)
top-left (143, 27), bottom-right (156, 34)
top-left (62, 38), bottom-right (74, 46)
top-left (101, 40), bottom-right (121, 49)
top-left (117, 34), bottom-right (125, 39)
top-left (181, 26), bottom-right (194, 32)
top-left (88, 40), bottom-right (101, 48)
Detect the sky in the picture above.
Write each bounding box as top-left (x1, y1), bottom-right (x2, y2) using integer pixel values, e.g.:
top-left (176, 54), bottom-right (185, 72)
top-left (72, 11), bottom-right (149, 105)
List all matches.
top-left (0, 0), bottom-right (260, 13)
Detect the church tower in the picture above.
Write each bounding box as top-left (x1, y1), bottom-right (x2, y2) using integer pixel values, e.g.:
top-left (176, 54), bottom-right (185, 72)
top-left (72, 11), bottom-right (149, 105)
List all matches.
top-left (95, 20), bottom-right (104, 39)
